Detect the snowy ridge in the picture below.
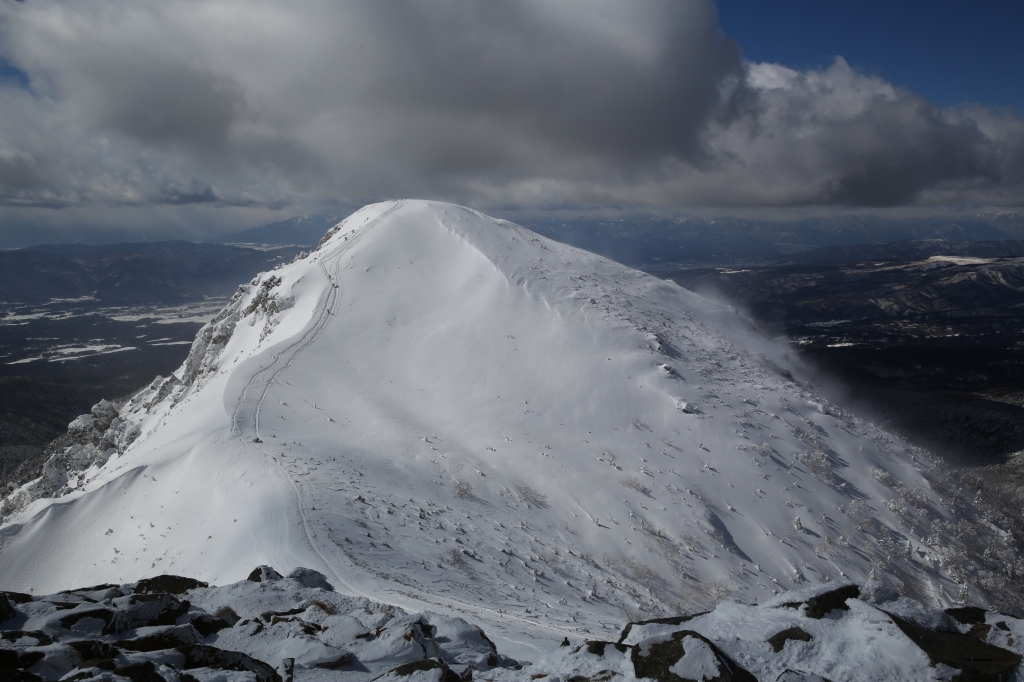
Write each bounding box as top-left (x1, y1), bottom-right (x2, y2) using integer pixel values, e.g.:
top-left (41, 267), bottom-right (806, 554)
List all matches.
top-left (1, 201), bottom-right (1020, 659)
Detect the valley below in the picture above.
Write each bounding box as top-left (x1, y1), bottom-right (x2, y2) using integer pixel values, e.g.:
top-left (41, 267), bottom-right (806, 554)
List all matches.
top-left (662, 247), bottom-right (1024, 468)
top-left (0, 239), bottom-right (304, 492)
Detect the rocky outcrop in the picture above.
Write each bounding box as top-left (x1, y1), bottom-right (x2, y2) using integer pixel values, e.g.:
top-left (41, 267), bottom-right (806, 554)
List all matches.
top-left (4, 574), bottom-right (1024, 681)
top-left (0, 398), bottom-right (141, 520)
top-left (530, 583), bottom-right (1024, 682)
top-left (0, 267), bottom-right (297, 524)
top-left (285, 567), bottom-right (333, 591)
top-left (0, 569), bottom-right (517, 682)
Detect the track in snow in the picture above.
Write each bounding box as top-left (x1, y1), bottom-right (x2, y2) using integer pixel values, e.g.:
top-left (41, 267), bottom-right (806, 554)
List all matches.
top-left (230, 200), bottom-right (404, 441)
top-left (227, 200), bottom-right (405, 598)
top-left (227, 199), bottom-right (568, 650)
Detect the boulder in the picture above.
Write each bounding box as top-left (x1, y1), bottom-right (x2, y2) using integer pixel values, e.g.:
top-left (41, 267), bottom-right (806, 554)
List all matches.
top-left (802, 584), bottom-right (861, 619)
top-left (55, 606), bottom-right (122, 635)
top-left (617, 613), bottom-right (707, 644)
top-left (112, 660), bottom-right (166, 682)
top-left (63, 640), bottom-right (118, 661)
top-left (188, 612), bottom-right (231, 637)
top-left (118, 624), bottom-right (203, 652)
top-left (285, 567), bottom-right (333, 591)
top-left (123, 593), bottom-right (190, 628)
top-left (630, 630), bottom-right (756, 682)
top-left (183, 643), bottom-right (282, 682)
top-left (375, 658), bottom-right (462, 682)
top-left (1, 631), bottom-right (52, 646)
top-left (884, 611), bottom-right (1022, 682)
top-left (134, 575), bottom-right (208, 595)
top-left (247, 566), bottom-right (284, 583)
top-left (767, 627), bottom-right (813, 653)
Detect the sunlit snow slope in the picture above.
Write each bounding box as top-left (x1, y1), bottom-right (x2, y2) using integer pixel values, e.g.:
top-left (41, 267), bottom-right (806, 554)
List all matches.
top-left (0, 201), bottom-right (996, 655)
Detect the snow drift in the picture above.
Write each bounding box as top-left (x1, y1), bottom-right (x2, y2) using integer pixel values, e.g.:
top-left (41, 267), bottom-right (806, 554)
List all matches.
top-left (1, 201), bottom-right (1018, 656)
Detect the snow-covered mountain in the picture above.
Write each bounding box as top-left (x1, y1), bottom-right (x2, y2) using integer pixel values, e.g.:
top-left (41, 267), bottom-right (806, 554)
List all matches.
top-left (1, 200), bottom-right (1018, 658)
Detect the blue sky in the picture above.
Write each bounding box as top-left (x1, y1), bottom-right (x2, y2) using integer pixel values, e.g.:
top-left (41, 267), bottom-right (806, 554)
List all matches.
top-left (719, 0), bottom-right (1024, 111)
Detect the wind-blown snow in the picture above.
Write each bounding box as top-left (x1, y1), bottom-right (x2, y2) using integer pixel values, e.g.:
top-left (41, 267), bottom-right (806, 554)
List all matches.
top-left (0, 200), bottom-right (1011, 657)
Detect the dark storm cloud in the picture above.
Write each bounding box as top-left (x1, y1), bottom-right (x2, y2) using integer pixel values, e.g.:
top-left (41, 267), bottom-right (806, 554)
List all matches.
top-left (797, 89), bottom-right (1002, 207)
top-left (157, 180), bottom-right (219, 205)
top-left (0, 151), bottom-right (43, 197)
top-left (0, 0), bottom-right (1020, 214)
top-left (347, 3), bottom-right (739, 166)
top-left (660, 59), bottom-right (1024, 208)
top-left (97, 63), bottom-right (245, 153)
top-left (819, 104), bottom-right (997, 207)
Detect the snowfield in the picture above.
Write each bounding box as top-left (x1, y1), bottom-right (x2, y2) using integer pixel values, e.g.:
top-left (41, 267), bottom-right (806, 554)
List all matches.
top-left (1, 201), bottom-right (1020, 664)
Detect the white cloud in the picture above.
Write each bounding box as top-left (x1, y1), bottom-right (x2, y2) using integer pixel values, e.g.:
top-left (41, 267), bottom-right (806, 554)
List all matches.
top-left (0, 0), bottom-right (1020, 216)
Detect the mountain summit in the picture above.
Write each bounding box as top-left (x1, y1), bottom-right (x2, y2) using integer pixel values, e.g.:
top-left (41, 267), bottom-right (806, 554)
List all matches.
top-left (1, 201), bottom-right (1017, 652)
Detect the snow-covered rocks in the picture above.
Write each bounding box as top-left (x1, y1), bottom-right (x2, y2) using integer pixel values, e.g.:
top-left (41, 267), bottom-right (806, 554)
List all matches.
top-left (517, 582), bottom-right (1024, 682)
top-left (0, 399), bottom-right (140, 516)
top-left (4, 575), bottom-right (1022, 681)
top-left (0, 569), bottom-right (516, 681)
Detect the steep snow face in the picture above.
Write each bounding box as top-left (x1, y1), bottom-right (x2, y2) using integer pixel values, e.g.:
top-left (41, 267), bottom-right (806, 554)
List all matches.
top-left (0, 201), bottom-right (1009, 655)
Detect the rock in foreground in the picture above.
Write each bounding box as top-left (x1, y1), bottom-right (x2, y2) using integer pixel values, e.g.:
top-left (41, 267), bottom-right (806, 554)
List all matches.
top-left (3, 575), bottom-right (1023, 681)
top-left (0, 568), bottom-right (516, 681)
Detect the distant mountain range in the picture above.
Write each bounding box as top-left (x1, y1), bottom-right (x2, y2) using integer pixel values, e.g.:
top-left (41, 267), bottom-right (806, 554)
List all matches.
top-left (0, 241), bottom-right (303, 304)
top-left (524, 212), bottom-right (1024, 268)
top-left (6, 210), bottom-right (1024, 262)
top-left (786, 238), bottom-right (1024, 264)
top-left (218, 213), bottom-right (341, 246)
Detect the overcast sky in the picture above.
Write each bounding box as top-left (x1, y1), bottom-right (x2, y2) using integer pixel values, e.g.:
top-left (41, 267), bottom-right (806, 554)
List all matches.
top-left (0, 0), bottom-right (1022, 243)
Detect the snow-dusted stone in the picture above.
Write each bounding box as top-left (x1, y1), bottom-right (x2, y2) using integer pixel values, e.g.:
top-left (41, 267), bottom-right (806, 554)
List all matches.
top-left (118, 592), bottom-right (191, 629)
top-left (17, 642), bottom-right (83, 680)
top-left (118, 623), bottom-right (204, 652)
top-left (184, 668), bottom-right (262, 682)
top-left (631, 630), bottom-right (756, 682)
top-left (617, 614), bottom-right (708, 646)
top-left (184, 643), bottom-right (282, 682)
top-left (63, 638), bottom-right (117, 662)
top-left (110, 659), bottom-right (169, 682)
top-left (775, 671), bottom-right (833, 682)
top-left (285, 568), bottom-right (333, 592)
top-left (882, 610), bottom-right (1022, 681)
top-left (427, 613), bottom-right (502, 668)
top-left (50, 605), bottom-right (123, 636)
top-left (1, 592), bottom-right (31, 605)
top-left (189, 611), bottom-right (235, 637)
top-left (770, 581), bottom-right (860, 618)
top-left (766, 627), bottom-right (812, 653)
top-left (134, 574), bottom-right (209, 595)
top-left (6, 572), bottom-right (1024, 682)
top-left (247, 566), bottom-right (283, 583)
top-left (373, 658), bottom-right (461, 682)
